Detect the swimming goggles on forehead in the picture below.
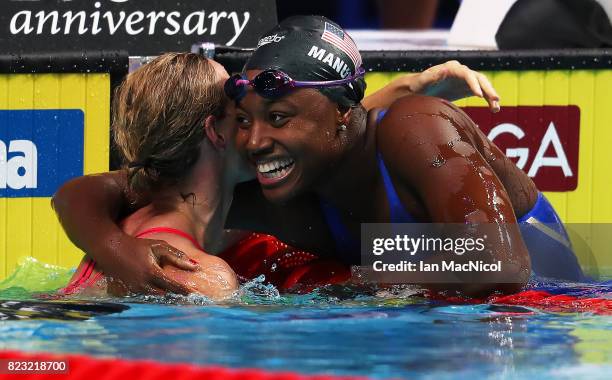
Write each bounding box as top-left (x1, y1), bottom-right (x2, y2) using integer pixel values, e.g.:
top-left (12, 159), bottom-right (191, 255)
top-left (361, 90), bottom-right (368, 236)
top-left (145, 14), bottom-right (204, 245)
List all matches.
top-left (224, 66), bottom-right (366, 101)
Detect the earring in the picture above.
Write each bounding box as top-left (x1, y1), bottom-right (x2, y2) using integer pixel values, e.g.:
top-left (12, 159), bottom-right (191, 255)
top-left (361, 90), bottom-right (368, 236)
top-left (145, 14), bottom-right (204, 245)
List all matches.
top-left (338, 124), bottom-right (347, 131)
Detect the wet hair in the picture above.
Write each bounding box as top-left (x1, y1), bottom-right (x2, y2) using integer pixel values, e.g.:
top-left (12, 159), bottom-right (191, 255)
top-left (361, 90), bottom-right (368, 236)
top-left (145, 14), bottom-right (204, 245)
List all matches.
top-left (112, 52), bottom-right (226, 194)
top-left (245, 15), bottom-right (366, 108)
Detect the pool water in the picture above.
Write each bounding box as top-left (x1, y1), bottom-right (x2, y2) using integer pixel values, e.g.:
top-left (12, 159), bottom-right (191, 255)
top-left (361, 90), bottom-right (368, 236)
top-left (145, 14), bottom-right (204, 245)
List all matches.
top-left (0, 258), bottom-right (611, 379)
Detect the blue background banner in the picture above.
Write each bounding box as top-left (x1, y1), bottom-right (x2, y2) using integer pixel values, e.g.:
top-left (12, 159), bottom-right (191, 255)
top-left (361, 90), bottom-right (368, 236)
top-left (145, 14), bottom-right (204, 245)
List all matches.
top-left (0, 109), bottom-right (84, 198)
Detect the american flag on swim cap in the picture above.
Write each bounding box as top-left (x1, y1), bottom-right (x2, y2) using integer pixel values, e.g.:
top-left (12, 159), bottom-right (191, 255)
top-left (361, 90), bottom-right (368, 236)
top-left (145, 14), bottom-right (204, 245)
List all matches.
top-left (321, 22), bottom-right (362, 69)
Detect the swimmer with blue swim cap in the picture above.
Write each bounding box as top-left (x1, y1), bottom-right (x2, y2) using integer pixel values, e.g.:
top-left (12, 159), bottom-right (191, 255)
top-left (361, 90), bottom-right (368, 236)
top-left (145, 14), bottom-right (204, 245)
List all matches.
top-left (225, 15), bottom-right (584, 293)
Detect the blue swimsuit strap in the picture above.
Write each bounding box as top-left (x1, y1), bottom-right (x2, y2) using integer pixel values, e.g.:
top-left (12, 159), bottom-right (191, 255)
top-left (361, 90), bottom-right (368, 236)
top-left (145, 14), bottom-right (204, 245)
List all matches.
top-left (374, 109), bottom-right (415, 223)
top-left (376, 151), bottom-right (416, 223)
top-left (319, 109), bottom-right (416, 256)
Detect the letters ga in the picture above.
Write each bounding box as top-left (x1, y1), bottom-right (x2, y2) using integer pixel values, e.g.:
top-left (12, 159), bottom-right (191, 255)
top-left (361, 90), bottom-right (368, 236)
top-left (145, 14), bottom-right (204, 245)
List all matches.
top-left (464, 105), bottom-right (580, 191)
top-left (0, 110), bottom-right (84, 198)
top-left (488, 121), bottom-right (573, 178)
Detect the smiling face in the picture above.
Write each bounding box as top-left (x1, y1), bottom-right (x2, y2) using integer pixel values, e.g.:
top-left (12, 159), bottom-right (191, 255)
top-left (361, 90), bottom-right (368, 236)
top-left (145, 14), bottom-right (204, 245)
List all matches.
top-left (234, 70), bottom-right (348, 203)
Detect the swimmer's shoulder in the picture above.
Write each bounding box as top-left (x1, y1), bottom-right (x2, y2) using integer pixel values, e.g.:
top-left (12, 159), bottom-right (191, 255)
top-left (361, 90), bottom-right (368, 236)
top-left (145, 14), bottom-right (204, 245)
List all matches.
top-left (162, 246), bottom-right (238, 299)
top-left (194, 253), bottom-right (239, 292)
top-left (383, 94), bottom-right (467, 126)
top-left (375, 95), bottom-right (484, 190)
top-left (146, 229), bottom-right (239, 297)
top-left (376, 95), bottom-right (469, 156)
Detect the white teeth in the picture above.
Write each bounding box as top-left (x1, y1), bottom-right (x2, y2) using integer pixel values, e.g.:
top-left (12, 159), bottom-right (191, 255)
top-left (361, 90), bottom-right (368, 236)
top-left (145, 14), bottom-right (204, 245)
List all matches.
top-left (256, 158), bottom-right (295, 178)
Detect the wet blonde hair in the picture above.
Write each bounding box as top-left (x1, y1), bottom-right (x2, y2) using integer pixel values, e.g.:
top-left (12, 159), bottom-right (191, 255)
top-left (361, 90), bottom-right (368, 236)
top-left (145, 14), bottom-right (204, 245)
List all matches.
top-left (112, 52), bottom-right (226, 194)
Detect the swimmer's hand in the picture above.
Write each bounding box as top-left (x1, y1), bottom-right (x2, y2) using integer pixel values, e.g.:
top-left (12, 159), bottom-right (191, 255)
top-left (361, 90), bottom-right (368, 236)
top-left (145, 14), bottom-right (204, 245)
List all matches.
top-left (361, 60), bottom-right (500, 113)
top-left (118, 237), bottom-right (200, 295)
top-left (413, 60), bottom-right (500, 113)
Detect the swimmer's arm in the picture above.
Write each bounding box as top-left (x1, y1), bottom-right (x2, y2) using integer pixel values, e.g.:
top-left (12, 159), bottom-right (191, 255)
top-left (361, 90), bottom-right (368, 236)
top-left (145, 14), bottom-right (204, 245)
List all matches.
top-left (52, 171), bottom-right (196, 295)
top-left (377, 96), bottom-right (530, 296)
top-left (52, 171), bottom-right (133, 254)
top-left (362, 60), bottom-right (500, 112)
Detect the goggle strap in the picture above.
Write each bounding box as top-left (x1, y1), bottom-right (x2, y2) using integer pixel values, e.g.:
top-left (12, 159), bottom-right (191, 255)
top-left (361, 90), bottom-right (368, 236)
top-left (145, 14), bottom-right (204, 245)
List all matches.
top-left (291, 67), bottom-right (366, 87)
top-left (225, 67), bottom-right (365, 100)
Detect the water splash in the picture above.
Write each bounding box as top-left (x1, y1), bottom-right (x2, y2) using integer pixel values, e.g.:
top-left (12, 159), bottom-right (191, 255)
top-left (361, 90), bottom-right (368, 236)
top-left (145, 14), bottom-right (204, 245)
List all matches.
top-left (0, 257), bottom-right (74, 299)
top-left (2, 257), bottom-right (611, 310)
top-left (237, 275), bottom-right (281, 304)
top-left (431, 153), bottom-right (447, 168)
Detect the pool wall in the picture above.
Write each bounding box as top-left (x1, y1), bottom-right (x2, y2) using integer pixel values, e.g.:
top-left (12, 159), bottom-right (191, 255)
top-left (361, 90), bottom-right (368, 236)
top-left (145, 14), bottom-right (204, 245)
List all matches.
top-left (0, 49), bottom-right (611, 280)
top-left (0, 52), bottom-right (127, 280)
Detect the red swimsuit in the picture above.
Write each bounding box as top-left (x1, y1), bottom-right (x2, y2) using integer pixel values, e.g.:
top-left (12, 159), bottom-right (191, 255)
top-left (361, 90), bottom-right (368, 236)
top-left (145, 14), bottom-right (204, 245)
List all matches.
top-left (219, 232), bottom-right (350, 291)
top-left (59, 229), bottom-right (351, 295)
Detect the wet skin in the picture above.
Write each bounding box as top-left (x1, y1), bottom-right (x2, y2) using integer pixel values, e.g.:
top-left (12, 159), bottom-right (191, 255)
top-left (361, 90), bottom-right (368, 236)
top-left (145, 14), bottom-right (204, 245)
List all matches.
top-left (226, 70), bottom-right (536, 292)
top-left (50, 58), bottom-right (520, 296)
